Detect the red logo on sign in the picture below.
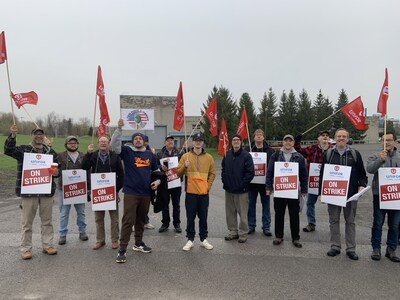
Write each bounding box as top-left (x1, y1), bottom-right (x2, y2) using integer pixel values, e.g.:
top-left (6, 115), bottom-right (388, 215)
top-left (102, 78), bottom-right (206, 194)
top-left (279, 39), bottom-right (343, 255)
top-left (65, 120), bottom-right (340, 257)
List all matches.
top-left (36, 154), bottom-right (42, 160)
top-left (334, 166), bottom-right (340, 171)
top-left (318, 164), bottom-right (321, 169)
top-left (391, 169), bottom-right (397, 174)
top-left (101, 174), bottom-right (106, 179)
top-left (72, 170), bottom-right (77, 175)
top-left (284, 163), bottom-right (289, 168)
top-left (254, 153), bottom-right (258, 157)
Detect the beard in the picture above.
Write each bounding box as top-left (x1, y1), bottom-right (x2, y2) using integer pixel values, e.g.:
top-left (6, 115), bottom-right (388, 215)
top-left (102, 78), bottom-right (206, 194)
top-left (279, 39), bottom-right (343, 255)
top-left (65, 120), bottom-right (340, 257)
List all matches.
top-left (66, 146), bottom-right (78, 152)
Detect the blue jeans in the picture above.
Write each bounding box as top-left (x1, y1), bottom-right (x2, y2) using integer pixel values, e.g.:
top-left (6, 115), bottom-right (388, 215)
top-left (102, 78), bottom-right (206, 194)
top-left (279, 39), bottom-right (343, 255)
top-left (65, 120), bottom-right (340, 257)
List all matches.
top-left (371, 195), bottom-right (400, 251)
top-left (162, 187), bottom-right (182, 227)
top-left (306, 193), bottom-right (319, 226)
top-left (248, 188), bottom-right (270, 230)
top-left (58, 190), bottom-right (87, 237)
top-left (185, 193), bottom-right (209, 241)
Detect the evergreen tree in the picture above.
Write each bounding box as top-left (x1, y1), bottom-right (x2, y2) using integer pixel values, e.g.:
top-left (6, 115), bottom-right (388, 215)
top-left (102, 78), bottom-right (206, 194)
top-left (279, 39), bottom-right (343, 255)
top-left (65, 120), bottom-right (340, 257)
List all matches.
top-left (312, 90), bottom-right (334, 138)
top-left (201, 85), bottom-right (238, 147)
top-left (238, 92), bottom-right (257, 139)
top-left (276, 90), bottom-right (298, 138)
top-left (257, 88), bottom-right (278, 140)
top-left (296, 89), bottom-right (314, 140)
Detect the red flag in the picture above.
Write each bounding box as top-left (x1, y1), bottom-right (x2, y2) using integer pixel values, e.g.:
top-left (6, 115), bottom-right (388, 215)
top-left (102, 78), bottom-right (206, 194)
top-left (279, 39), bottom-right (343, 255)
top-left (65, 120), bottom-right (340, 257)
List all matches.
top-left (97, 66), bottom-right (110, 138)
top-left (237, 107), bottom-right (248, 140)
top-left (341, 96), bottom-right (368, 130)
top-left (377, 68), bottom-right (389, 117)
top-left (205, 98), bottom-right (218, 136)
top-left (0, 31), bottom-right (7, 64)
top-left (173, 81), bottom-right (184, 131)
top-left (11, 91), bottom-right (38, 109)
top-left (218, 118), bottom-right (229, 157)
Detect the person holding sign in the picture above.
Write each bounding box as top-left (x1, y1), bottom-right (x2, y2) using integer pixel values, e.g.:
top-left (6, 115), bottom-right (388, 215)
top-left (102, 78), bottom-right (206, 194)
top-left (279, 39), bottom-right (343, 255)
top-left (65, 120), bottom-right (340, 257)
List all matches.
top-left (294, 130), bottom-right (332, 233)
top-left (222, 134), bottom-right (254, 243)
top-left (366, 132), bottom-right (400, 262)
top-left (57, 136), bottom-right (89, 245)
top-left (156, 135), bottom-right (183, 233)
top-left (245, 129), bottom-right (275, 236)
top-left (177, 132), bottom-right (216, 251)
top-left (82, 136), bottom-right (124, 251)
top-left (111, 119), bottom-right (160, 263)
top-left (319, 128), bottom-right (367, 260)
top-left (4, 125), bottom-right (58, 260)
top-left (266, 134), bottom-right (308, 248)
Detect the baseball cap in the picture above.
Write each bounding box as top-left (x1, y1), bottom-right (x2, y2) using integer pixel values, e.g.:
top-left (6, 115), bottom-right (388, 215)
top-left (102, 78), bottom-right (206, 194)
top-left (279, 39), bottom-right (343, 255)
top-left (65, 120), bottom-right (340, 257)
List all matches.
top-left (65, 136), bottom-right (79, 144)
top-left (318, 130), bottom-right (330, 136)
top-left (283, 134), bottom-right (294, 141)
top-left (32, 128), bottom-right (44, 135)
top-left (165, 135), bottom-right (174, 141)
top-left (192, 132), bottom-right (204, 141)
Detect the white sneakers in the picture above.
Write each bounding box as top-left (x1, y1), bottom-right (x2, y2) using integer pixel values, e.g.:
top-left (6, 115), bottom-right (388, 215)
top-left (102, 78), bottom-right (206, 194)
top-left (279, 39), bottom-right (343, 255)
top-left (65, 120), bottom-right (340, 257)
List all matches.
top-left (183, 239), bottom-right (214, 251)
top-left (183, 240), bottom-right (194, 251)
top-left (200, 239), bottom-right (213, 250)
top-left (144, 223), bottom-right (155, 229)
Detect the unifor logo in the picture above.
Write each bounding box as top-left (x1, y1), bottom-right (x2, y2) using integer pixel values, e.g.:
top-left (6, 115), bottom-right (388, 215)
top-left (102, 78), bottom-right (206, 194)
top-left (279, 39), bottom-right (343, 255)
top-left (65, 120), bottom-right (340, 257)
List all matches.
top-left (36, 154), bottom-right (41, 160)
top-left (127, 110), bottom-right (149, 130)
top-left (284, 163), bottom-right (289, 168)
top-left (391, 169), bottom-right (396, 174)
top-left (334, 166), bottom-right (340, 171)
top-left (72, 170), bottom-right (77, 175)
top-left (101, 174), bottom-right (106, 179)
top-left (318, 164), bottom-right (321, 169)
top-left (254, 153), bottom-right (258, 157)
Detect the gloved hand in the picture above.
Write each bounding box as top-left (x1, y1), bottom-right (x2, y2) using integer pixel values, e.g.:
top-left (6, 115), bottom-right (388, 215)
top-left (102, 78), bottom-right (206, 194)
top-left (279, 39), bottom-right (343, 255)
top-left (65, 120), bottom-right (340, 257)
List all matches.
top-left (295, 134), bottom-right (303, 143)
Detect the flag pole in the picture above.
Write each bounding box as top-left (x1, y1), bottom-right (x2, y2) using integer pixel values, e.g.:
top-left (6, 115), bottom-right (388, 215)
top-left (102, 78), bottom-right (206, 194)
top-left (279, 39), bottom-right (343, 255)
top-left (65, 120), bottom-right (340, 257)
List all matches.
top-left (246, 122), bottom-right (251, 147)
top-left (5, 60), bottom-right (16, 125)
top-left (301, 109), bottom-right (342, 135)
top-left (92, 91), bottom-right (98, 145)
top-left (383, 115), bottom-right (387, 152)
top-left (21, 106), bottom-right (39, 128)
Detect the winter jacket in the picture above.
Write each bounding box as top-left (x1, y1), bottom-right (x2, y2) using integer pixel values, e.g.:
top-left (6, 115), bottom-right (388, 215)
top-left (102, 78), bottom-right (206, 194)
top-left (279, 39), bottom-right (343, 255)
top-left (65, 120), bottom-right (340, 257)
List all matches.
top-left (150, 171), bottom-right (168, 213)
top-left (81, 150), bottom-right (124, 192)
top-left (57, 151), bottom-right (88, 190)
top-left (265, 148), bottom-right (308, 194)
top-left (221, 148), bottom-right (254, 193)
top-left (176, 149), bottom-right (215, 195)
top-left (366, 147), bottom-right (400, 195)
top-left (318, 146), bottom-right (367, 198)
top-left (4, 134), bottom-right (58, 197)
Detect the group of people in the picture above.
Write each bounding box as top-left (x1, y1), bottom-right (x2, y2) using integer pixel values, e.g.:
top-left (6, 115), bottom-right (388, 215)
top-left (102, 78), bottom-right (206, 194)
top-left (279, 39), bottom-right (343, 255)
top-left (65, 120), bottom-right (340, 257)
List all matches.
top-left (4, 122), bottom-right (400, 263)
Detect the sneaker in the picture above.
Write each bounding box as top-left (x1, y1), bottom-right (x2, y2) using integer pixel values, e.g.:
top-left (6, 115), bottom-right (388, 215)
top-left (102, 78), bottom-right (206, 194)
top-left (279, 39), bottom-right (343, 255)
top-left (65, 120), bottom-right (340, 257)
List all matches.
top-left (183, 240), bottom-right (194, 251)
top-left (79, 233), bottom-right (89, 241)
top-left (273, 238), bottom-right (283, 245)
top-left (133, 242), bottom-right (152, 253)
top-left (42, 246), bottom-right (58, 255)
top-left (58, 236), bottom-right (66, 245)
top-left (21, 250), bottom-right (32, 260)
top-left (238, 237), bottom-right (247, 243)
top-left (327, 248), bottom-right (341, 257)
top-left (116, 249), bottom-right (127, 263)
top-left (224, 234), bottom-right (239, 241)
top-left (144, 223), bottom-right (155, 230)
top-left (385, 250), bottom-right (400, 263)
top-left (347, 252), bottom-right (359, 260)
top-left (371, 249), bottom-right (381, 261)
top-left (174, 225), bottom-right (182, 233)
top-left (303, 224), bottom-right (315, 232)
top-left (263, 229), bottom-right (272, 237)
top-left (159, 224), bottom-right (169, 233)
top-left (248, 228), bottom-right (255, 234)
top-left (200, 239), bottom-right (213, 250)
top-left (292, 240), bottom-right (302, 248)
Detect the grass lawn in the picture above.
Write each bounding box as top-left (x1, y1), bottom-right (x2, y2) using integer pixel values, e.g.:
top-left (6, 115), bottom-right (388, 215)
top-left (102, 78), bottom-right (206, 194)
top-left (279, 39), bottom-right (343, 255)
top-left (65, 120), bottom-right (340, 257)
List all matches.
top-left (0, 134), bottom-right (221, 170)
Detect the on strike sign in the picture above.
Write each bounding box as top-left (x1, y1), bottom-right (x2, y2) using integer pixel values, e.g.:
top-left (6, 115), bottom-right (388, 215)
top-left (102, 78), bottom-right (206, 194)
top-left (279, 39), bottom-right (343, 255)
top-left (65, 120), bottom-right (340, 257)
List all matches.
top-left (320, 164), bottom-right (351, 207)
top-left (378, 168), bottom-right (400, 210)
top-left (91, 173), bottom-right (117, 211)
top-left (273, 162), bottom-right (299, 199)
top-left (62, 169), bottom-right (87, 205)
top-left (21, 153), bottom-right (53, 195)
top-left (250, 152), bottom-right (267, 184)
top-left (160, 157), bottom-right (181, 189)
top-left (308, 163), bottom-right (321, 195)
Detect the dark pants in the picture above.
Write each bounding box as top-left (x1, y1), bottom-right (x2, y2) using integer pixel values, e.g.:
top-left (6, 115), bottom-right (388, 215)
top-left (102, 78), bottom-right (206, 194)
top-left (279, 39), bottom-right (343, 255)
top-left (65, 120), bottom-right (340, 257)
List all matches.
top-left (185, 193), bottom-right (209, 241)
top-left (274, 197), bottom-right (300, 241)
top-left (371, 195), bottom-right (400, 251)
top-left (162, 187), bottom-right (182, 227)
top-left (119, 194), bottom-right (150, 250)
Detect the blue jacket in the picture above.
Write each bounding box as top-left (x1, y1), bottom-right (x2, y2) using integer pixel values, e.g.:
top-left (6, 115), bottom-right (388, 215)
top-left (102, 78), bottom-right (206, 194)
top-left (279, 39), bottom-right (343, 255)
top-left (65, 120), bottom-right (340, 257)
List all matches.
top-left (221, 148), bottom-right (254, 193)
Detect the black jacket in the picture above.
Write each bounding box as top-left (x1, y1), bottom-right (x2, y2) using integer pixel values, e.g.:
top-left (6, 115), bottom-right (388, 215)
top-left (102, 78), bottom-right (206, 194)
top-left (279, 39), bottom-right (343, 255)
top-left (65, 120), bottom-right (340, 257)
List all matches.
top-left (318, 146), bottom-right (367, 198)
top-left (81, 150), bottom-right (124, 192)
top-left (221, 148), bottom-right (254, 193)
top-left (150, 171), bottom-right (168, 213)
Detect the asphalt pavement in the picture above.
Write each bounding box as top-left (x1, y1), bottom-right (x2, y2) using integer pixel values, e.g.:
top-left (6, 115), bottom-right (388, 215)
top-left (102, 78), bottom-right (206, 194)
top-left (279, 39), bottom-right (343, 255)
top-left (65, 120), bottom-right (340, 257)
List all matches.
top-left (1, 144), bottom-right (400, 300)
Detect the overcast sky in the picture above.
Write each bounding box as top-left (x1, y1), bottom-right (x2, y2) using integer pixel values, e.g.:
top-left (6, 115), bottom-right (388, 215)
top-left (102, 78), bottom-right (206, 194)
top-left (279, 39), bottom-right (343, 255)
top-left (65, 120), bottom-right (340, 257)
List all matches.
top-left (1, 0), bottom-right (399, 126)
